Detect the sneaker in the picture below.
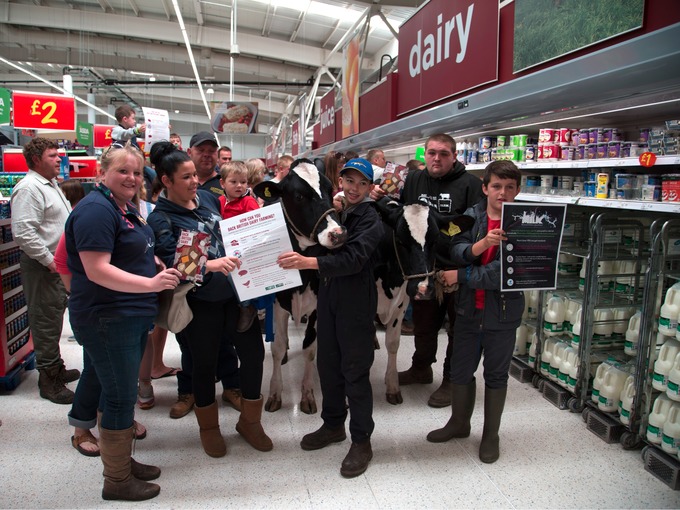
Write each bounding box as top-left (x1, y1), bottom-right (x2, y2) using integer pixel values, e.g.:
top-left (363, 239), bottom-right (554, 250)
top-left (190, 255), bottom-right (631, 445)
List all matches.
top-left (137, 381), bottom-right (155, 410)
top-left (169, 393), bottom-right (195, 419)
top-left (300, 424), bottom-right (346, 451)
top-left (221, 388), bottom-right (242, 411)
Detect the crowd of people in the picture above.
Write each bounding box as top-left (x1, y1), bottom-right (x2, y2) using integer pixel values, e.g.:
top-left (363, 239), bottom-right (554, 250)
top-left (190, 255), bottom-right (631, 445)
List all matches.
top-left (10, 111), bottom-right (524, 500)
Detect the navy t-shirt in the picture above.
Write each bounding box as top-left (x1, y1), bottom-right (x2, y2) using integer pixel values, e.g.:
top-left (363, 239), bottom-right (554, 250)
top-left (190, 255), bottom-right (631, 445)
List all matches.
top-left (66, 184), bottom-right (158, 325)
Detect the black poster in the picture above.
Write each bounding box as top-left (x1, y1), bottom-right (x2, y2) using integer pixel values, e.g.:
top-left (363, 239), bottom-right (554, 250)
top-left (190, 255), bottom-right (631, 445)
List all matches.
top-left (500, 203), bottom-right (567, 292)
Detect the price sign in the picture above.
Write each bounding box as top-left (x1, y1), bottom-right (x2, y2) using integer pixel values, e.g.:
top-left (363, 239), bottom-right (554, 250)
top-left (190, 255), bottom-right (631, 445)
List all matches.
top-left (93, 124), bottom-right (115, 148)
top-left (12, 91), bottom-right (76, 130)
top-left (639, 152), bottom-right (657, 167)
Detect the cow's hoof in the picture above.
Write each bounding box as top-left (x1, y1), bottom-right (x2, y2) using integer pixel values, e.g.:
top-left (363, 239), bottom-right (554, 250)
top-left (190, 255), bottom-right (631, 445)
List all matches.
top-left (281, 351), bottom-right (289, 365)
top-left (300, 399), bottom-right (318, 415)
top-left (265, 396), bottom-right (282, 412)
top-left (386, 392), bottom-right (403, 405)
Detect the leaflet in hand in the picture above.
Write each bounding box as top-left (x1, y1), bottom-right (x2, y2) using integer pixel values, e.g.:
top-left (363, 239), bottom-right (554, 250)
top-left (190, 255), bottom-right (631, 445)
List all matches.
top-left (173, 230), bottom-right (210, 283)
top-left (379, 162), bottom-right (408, 200)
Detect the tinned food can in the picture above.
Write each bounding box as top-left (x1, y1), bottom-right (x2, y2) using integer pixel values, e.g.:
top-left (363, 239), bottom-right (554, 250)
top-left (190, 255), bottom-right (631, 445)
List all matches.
top-left (525, 145), bottom-right (537, 162)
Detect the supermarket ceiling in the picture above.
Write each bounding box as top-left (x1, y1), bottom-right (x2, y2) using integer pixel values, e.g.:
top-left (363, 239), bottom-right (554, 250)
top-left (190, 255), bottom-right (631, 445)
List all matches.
top-left (0, 0), bottom-right (423, 137)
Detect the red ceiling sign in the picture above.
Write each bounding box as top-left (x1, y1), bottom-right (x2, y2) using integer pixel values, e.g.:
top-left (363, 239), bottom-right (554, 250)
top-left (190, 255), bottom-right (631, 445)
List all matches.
top-left (94, 124), bottom-right (115, 148)
top-left (12, 91), bottom-right (76, 130)
top-left (316, 89), bottom-right (336, 146)
top-left (291, 121), bottom-right (299, 157)
top-left (396, 0), bottom-right (499, 116)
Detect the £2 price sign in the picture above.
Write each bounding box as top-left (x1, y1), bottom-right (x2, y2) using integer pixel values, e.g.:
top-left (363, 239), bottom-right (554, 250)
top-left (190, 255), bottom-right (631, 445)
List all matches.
top-left (12, 91), bottom-right (76, 130)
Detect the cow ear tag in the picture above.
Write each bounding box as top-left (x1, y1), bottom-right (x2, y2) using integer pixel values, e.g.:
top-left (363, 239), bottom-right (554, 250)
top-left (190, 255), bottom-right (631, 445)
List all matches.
top-left (442, 222), bottom-right (461, 237)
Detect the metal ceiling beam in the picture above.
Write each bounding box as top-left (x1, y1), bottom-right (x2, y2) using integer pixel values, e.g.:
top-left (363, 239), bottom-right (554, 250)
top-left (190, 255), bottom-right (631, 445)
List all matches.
top-left (160, 0), bottom-right (172, 20)
top-left (127, 0), bottom-right (140, 17)
top-left (193, 0), bottom-right (204, 25)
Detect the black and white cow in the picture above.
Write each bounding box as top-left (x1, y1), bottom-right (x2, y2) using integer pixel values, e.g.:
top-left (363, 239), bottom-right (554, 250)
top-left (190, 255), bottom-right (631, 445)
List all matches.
top-left (254, 160), bottom-right (345, 414)
top-left (372, 199), bottom-right (474, 405)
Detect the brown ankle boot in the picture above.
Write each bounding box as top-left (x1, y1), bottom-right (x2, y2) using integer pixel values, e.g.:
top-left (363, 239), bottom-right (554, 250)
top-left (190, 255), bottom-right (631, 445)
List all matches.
top-left (99, 426), bottom-right (160, 501)
top-left (38, 365), bottom-right (74, 404)
top-left (58, 361), bottom-right (81, 384)
top-left (397, 365), bottom-right (433, 385)
top-left (236, 396), bottom-right (273, 452)
top-left (194, 401), bottom-right (226, 457)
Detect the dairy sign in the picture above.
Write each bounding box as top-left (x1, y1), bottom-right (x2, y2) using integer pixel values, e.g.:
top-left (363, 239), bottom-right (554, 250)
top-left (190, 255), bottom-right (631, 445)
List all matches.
top-left (397, 0), bottom-right (499, 115)
top-left (316, 89), bottom-right (336, 146)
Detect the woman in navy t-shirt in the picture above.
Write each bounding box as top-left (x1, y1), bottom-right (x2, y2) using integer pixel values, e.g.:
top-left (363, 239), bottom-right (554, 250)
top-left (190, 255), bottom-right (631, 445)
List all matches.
top-left (65, 143), bottom-right (181, 502)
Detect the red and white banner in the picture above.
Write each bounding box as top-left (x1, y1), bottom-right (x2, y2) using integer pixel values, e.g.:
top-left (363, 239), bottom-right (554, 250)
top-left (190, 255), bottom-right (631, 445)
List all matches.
top-left (93, 124), bottom-right (115, 148)
top-left (12, 91), bottom-right (76, 130)
top-left (397, 0), bottom-right (499, 115)
top-left (315, 89), bottom-right (336, 147)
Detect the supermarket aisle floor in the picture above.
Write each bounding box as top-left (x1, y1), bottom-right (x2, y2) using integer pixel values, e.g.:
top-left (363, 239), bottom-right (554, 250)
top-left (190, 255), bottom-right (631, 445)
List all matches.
top-left (1, 315), bottom-right (679, 509)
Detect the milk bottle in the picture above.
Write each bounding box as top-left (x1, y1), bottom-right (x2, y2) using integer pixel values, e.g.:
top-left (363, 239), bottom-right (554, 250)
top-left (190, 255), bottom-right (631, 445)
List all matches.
top-left (598, 364), bottom-right (628, 413)
top-left (549, 342), bottom-right (568, 382)
top-left (597, 260), bottom-right (614, 291)
top-left (666, 351), bottom-right (680, 401)
top-left (615, 261), bottom-right (634, 293)
top-left (579, 260), bottom-right (587, 292)
top-left (567, 352), bottom-right (580, 393)
top-left (591, 362), bottom-right (608, 404)
top-left (624, 311), bottom-right (642, 356)
top-left (618, 375), bottom-right (635, 425)
top-left (593, 308), bottom-right (614, 348)
top-left (571, 307), bottom-right (583, 348)
top-left (564, 299), bottom-right (580, 335)
top-left (613, 308), bottom-right (634, 340)
top-left (558, 253), bottom-right (579, 275)
top-left (659, 282), bottom-right (680, 336)
top-left (541, 337), bottom-right (557, 378)
top-left (653, 338), bottom-right (680, 391)
top-left (661, 405), bottom-right (680, 456)
top-left (527, 290), bottom-right (539, 319)
top-left (559, 346), bottom-right (576, 388)
top-left (647, 393), bottom-right (674, 444)
top-left (544, 295), bottom-right (566, 337)
top-left (525, 324), bottom-right (536, 354)
top-left (514, 324), bottom-right (528, 356)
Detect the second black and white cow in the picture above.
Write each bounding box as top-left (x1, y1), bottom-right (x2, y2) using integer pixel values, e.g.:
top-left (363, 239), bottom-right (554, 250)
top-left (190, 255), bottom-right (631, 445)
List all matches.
top-left (254, 160), bottom-right (345, 414)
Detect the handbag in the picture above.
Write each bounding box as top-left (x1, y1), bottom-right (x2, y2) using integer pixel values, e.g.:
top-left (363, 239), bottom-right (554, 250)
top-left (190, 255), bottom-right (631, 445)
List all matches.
top-left (155, 283), bottom-right (194, 333)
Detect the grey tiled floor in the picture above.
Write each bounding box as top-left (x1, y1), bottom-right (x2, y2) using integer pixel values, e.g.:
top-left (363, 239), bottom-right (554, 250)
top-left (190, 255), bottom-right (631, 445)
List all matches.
top-left (1, 314), bottom-right (679, 509)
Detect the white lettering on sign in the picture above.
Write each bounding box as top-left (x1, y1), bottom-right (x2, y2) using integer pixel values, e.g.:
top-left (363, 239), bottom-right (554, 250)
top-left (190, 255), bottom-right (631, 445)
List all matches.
top-left (293, 129), bottom-right (298, 145)
top-left (409, 3), bottom-right (474, 78)
top-left (320, 104), bottom-right (335, 135)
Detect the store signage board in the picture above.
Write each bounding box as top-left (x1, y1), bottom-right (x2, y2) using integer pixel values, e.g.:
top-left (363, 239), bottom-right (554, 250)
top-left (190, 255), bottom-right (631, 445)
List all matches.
top-left (2, 150), bottom-right (29, 173)
top-left (93, 124), bottom-right (115, 148)
top-left (396, 0), bottom-right (499, 116)
top-left (500, 202), bottom-right (567, 292)
top-left (0, 88), bottom-right (10, 125)
top-left (291, 121), bottom-right (299, 157)
top-left (639, 152), bottom-right (657, 167)
top-left (315, 90), bottom-right (336, 146)
top-left (12, 91), bottom-right (76, 131)
top-left (76, 121), bottom-right (93, 146)
top-left (341, 34), bottom-right (361, 138)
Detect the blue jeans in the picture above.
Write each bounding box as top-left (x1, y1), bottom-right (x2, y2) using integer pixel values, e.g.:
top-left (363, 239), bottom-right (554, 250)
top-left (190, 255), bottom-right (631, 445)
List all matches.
top-left (71, 316), bottom-right (153, 430)
top-left (68, 348), bottom-right (101, 430)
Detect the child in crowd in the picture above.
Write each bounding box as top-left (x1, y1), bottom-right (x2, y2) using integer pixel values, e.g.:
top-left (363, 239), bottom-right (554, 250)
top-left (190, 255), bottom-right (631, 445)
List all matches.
top-left (111, 105), bottom-right (145, 147)
top-left (219, 161), bottom-right (260, 332)
top-left (426, 160), bottom-right (525, 464)
top-left (276, 158), bottom-right (383, 478)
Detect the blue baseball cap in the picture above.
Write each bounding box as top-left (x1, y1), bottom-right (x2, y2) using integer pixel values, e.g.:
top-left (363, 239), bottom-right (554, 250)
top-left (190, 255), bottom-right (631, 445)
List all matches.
top-left (340, 158), bottom-right (374, 182)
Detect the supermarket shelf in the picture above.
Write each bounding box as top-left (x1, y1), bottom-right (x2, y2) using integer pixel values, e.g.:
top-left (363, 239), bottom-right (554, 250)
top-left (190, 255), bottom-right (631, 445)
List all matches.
top-left (5, 305), bottom-right (27, 325)
top-left (1, 263), bottom-right (20, 276)
top-left (0, 241), bottom-right (17, 252)
top-left (3, 285), bottom-right (23, 300)
top-left (517, 193), bottom-right (580, 204)
top-left (0, 219), bottom-right (10, 227)
top-left (466, 155), bottom-right (680, 171)
top-left (517, 193), bottom-right (680, 213)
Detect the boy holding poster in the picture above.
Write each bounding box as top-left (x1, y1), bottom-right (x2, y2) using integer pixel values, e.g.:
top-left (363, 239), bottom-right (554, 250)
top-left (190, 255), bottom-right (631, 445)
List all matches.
top-left (427, 160), bottom-right (524, 465)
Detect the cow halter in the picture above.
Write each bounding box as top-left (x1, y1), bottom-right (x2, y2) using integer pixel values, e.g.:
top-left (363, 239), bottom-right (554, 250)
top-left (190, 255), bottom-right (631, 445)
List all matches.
top-left (281, 202), bottom-right (337, 243)
top-left (393, 233), bottom-right (435, 281)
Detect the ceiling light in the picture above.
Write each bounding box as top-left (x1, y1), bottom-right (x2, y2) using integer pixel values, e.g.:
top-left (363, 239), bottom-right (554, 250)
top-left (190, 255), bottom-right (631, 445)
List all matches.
top-left (174, 110), bottom-right (180, 114)
top-left (130, 71), bottom-right (154, 77)
top-left (206, 88), bottom-right (214, 95)
top-left (149, 76), bottom-right (156, 82)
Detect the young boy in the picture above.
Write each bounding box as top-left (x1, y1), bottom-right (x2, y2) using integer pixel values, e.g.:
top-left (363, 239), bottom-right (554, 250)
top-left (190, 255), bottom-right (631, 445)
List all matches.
top-left (219, 161), bottom-right (260, 332)
top-left (276, 158), bottom-right (384, 478)
top-left (111, 105), bottom-right (146, 147)
top-left (427, 160), bottom-right (525, 465)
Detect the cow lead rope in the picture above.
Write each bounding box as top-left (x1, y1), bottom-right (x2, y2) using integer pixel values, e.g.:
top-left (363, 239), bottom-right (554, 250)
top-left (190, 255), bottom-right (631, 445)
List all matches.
top-left (392, 233), bottom-right (435, 281)
top-left (281, 202), bottom-right (337, 244)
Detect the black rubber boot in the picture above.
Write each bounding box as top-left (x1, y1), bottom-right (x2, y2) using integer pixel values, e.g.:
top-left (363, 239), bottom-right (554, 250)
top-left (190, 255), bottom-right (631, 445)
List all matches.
top-left (479, 386), bottom-right (507, 463)
top-left (426, 381), bottom-right (476, 442)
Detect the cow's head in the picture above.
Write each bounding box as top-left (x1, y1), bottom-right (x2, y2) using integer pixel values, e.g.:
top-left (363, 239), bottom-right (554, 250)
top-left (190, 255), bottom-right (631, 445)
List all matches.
top-left (375, 198), bottom-right (474, 300)
top-left (254, 160), bottom-right (347, 251)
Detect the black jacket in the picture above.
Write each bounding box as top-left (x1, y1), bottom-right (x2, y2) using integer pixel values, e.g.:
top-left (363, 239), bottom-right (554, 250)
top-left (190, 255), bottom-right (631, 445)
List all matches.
top-left (402, 161), bottom-right (483, 268)
top-left (451, 199), bottom-right (524, 331)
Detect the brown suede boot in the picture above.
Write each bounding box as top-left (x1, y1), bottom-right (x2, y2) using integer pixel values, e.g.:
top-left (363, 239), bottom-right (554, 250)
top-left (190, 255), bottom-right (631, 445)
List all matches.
top-left (479, 387), bottom-right (507, 463)
top-left (58, 361), bottom-right (81, 384)
top-left (426, 381), bottom-right (476, 443)
top-left (99, 426), bottom-right (160, 501)
top-left (38, 365), bottom-right (74, 404)
top-left (236, 396), bottom-right (273, 452)
top-left (194, 401), bottom-right (226, 457)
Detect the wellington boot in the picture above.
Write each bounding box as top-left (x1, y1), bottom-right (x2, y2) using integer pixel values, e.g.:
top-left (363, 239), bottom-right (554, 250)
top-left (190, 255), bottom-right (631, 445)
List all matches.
top-left (428, 379), bottom-right (453, 408)
top-left (194, 401), bottom-right (226, 457)
top-left (236, 396), bottom-right (273, 452)
top-left (38, 365), bottom-right (74, 404)
top-left (99, 426), bottom-right (160, 501)
top-left (479, 387), bottom-right (507, 464)
top-left (426, 381), bottom-right (476, 443)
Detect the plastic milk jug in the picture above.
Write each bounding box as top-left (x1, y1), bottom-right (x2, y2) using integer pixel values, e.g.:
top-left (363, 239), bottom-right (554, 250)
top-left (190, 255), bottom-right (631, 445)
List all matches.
top-left (527, 290), bottom-right (539, 319)
top-left (593, 308), bottom-right (614, 347)
top-left (528, 333), bottom-right (538, 366)
top-left (579, 260), bottom-right (587, 292)
top-left (615, 261), bottom-right (634, 293)
top-left (544, 296), bottom-right (566, 336)
top-left (659, 283), bottom-right (680, 336)
top-left (540, 337), bottom-right (557, 377)
top-left (613, 308), bottom-right (634, 339)
top-left (624, 311), bottom-right (642, 356)
top-left (559, 346), bottom-right (576, 388)
top-left (666, 351), bottom-right (680, 402)
top-left (564, 299), bottom-right (580, 335)
top-left (653, 339), bottom-right (680, 391)
top-left (647, 394), bottom-right (674, 444)
top-left (567, 352), bottom-right (580, 393)
top-left (618, 375), bottom-right (635, 425)
top-left (514, 324), bottom-right (528, 356)
top-left (591, 362), bottom-right (608, 404)
top-left (525, 325), bottom-right (536, 354)
top-left (597, 260), bottom-right (614, 291)
top-left (549, 342), bottom-right (568, 382)
top-left (661, 405), bottom-right (680, 455)
top-left (571, 307), bottom-right (583, 348)
top-left (598, 364), bottom-right (628, 413)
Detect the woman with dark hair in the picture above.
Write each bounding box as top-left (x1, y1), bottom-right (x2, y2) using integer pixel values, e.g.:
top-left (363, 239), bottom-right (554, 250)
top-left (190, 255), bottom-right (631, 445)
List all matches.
top-left (323, 150), bottom-right (346, 195)
top-left (147, 141), bottom-right (272, 458)
top-left (66, 143), bottom-right (181, 501)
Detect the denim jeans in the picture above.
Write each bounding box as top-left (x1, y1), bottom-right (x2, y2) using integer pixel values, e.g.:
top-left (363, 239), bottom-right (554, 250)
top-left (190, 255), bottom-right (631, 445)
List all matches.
top-left (68, 348), bottom-right (101, 430)
top-left (71, 315), bottom-right (153, 430)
